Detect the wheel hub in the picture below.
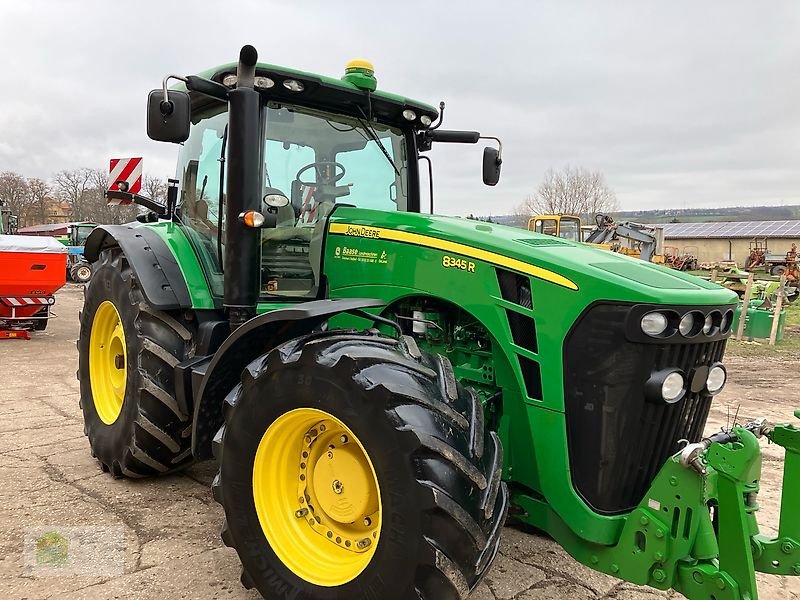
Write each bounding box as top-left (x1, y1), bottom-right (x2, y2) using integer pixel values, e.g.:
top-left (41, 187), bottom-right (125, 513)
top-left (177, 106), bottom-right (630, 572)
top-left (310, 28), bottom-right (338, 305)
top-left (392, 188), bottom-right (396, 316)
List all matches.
top-left (312, 442), bottom-right (376, 523)
top-left (299, 419), bottom-right (380, 550)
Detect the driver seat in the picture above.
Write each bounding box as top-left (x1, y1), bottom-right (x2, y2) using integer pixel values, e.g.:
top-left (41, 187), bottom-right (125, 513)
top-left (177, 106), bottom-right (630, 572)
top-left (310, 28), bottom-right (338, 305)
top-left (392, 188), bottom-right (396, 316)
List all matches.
top-left (260, 202), bottom-right (313, 242)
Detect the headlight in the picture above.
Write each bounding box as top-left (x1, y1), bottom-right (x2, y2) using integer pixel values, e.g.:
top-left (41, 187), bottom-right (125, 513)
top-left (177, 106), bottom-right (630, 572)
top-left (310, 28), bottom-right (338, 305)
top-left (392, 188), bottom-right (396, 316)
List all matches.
top-left (420, 115), bottom-right (432, 127)
top-left (641, 312), bottom-right (668, 336)
top-left (703, 313), bottom-right (714, 334)
top-left (706, 364), bottom-right (726, 394)
top-left (720, 309), bottom-right (734, 333)
top-left (679, 312), bottom-right (699, 337)
top-left (402, 109), bottom-right (417, 121)
top-left (254, 76), bottom-right (275, 89)
top-left (662, 372), bottom-right (686, 403)
top-left (282, 79), bottom-right (304, 92)
top-left (646, 369), bottom-right (686, 404)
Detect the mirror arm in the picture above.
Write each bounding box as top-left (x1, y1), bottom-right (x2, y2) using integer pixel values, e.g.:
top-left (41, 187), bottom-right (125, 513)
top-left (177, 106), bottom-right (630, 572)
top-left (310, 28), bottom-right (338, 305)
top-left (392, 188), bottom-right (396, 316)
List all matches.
top-left (106, 190), bottom-right (167, 216)
top-left (160, 74), bottom-right (189, 114)
top-left (480, 136), bottom-right (503, 161)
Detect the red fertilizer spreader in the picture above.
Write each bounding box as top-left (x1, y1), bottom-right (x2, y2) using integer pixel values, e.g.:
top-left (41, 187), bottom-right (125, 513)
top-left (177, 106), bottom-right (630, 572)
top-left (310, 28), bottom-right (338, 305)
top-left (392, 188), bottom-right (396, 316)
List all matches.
top-left (0, 235), bottom-right (67, 339)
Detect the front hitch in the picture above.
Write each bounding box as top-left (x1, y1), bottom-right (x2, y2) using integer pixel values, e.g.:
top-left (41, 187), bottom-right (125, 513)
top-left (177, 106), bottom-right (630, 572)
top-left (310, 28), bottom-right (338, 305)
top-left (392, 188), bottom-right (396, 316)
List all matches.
top-left (751, 410), bottom-right (800, 577)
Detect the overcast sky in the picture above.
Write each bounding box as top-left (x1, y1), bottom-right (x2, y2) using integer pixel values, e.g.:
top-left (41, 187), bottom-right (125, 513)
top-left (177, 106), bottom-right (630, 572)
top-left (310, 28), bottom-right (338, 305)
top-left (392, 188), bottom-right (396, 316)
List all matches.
top-left (1, 1), bottom-right (798, 216)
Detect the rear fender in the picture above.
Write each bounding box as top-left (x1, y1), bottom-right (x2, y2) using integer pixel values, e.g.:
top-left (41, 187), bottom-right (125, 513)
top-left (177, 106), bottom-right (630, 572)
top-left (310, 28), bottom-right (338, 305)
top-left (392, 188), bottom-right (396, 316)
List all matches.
top-left (84, 224), bottom-right (191, 310)
top-left (190, 298), bottom-right (385, 459)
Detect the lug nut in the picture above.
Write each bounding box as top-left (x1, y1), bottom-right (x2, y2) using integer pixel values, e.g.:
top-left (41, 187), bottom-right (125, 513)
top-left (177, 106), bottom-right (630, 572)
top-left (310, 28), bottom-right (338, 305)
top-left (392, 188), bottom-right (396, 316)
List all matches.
top-left (295, 508), bottom-right (308, 518)
top-left (364, 517), bottom-right (372, 527)
top-left (357, 538), bottom-right (371, 549)
top-left (340, 435), bottom-right (348, 444)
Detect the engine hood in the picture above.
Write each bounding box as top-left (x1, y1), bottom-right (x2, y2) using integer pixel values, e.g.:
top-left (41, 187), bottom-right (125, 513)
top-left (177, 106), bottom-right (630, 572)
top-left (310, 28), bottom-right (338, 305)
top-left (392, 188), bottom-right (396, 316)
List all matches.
top-left (328, 207), bottom-right (738, 306)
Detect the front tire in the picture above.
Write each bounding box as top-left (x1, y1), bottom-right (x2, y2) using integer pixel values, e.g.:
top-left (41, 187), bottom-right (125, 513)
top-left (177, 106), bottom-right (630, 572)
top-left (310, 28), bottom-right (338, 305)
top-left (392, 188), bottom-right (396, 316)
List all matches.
top-left (77, 247), bottom-right (195, 477)
top-left (213, 331), bottom-right (507, 599)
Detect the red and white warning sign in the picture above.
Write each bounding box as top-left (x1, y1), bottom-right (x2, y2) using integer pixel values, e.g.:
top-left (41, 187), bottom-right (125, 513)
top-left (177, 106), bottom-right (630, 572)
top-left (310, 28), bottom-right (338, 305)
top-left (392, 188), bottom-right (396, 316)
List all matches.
top-left (108, 157), bottom-right (143, 194)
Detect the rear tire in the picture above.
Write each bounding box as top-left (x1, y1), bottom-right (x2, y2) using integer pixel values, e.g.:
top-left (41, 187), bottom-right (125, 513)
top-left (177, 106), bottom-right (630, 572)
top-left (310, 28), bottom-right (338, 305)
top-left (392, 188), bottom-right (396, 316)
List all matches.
top-left (77, 247), bottom-right (196, 477)
top-left (71, 262), bottom-right (93, 283)
top-left (213, 331), bottom-right (507, 599)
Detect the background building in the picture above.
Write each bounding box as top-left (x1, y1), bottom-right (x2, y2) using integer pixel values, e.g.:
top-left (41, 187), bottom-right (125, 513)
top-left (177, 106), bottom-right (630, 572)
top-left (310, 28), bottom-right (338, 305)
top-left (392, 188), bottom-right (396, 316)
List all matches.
top-left (660, 220), bottom-right (800, 264)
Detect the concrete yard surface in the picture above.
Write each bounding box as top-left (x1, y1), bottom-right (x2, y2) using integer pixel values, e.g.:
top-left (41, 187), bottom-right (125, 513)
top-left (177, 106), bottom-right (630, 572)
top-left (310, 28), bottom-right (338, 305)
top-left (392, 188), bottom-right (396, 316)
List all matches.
top-left (1, 285), bottom-right (798, 599)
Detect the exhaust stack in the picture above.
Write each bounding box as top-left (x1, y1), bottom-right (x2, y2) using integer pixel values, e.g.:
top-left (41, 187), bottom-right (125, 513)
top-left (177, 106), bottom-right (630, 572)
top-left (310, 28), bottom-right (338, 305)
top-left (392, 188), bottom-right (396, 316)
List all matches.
top-left (223, 45), bottom-right (262, 329)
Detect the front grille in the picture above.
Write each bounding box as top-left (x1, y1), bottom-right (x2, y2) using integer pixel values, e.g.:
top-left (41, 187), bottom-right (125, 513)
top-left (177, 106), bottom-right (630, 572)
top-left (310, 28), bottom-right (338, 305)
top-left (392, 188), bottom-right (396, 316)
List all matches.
top-left (564, 303), bottom-right (728, 514)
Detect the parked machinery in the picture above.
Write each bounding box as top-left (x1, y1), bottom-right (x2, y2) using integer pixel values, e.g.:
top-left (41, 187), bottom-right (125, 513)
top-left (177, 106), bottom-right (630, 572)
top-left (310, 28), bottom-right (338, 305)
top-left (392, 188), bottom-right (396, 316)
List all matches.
top-left (529, 213), bottom-right (665, 262)
top-left (0, 204), bottom-right (17, 235)
top-left (664, 246), bottom-right (699, 272)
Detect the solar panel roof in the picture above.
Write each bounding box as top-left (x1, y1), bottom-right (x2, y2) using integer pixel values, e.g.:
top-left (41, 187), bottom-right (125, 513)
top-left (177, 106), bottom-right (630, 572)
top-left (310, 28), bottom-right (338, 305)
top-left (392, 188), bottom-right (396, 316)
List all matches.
top-left (659, 220), bottom-right (800, 239)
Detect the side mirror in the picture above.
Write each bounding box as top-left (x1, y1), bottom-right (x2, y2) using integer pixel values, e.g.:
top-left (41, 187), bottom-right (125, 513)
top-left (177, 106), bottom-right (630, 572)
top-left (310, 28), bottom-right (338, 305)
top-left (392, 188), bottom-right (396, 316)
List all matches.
top-left (482, 146), bottom-right (502, 186)
top-left (147, 89), bottom-right (190, 143)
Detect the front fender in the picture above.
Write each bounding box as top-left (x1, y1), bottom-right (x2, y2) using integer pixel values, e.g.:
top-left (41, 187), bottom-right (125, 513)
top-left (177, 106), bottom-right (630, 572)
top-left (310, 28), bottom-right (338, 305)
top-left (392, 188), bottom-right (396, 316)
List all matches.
top-left (190, 298), bottom-right (385, 459)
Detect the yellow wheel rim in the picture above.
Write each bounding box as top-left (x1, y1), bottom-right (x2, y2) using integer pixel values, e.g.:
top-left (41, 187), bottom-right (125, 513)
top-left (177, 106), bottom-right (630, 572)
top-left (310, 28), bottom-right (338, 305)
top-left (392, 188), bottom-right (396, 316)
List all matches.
top-left (89, 301), bottom-right (127, 425)
top-left (253, 408), bottom-right (381, 587)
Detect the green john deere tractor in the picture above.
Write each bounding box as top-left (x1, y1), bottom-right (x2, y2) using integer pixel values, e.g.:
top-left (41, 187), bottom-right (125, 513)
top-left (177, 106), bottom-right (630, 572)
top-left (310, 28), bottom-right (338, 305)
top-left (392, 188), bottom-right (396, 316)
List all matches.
top-left (79, 45), bottom-right (800, 599)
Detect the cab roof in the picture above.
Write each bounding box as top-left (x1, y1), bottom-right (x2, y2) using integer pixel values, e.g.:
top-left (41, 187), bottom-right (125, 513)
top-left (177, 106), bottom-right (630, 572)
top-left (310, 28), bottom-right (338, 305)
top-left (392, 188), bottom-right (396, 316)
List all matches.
top-left (189, 61), bottom-right (439, 127)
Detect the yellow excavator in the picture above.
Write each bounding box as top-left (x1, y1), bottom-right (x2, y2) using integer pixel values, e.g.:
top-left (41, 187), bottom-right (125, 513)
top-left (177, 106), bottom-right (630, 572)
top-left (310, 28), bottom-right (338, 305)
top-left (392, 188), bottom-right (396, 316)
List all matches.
top-left (527, 213), bottom-right (665, 263)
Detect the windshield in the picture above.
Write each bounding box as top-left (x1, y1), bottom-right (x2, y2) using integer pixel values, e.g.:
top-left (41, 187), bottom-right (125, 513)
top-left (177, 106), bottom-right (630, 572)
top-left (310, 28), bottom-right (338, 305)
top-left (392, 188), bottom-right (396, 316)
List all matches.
top-left (558, 217), bottom-right (581, 241)
top-left (74, 226), bottom-right (94, 246)
top-left (264, 103), bottom-right (408, 213)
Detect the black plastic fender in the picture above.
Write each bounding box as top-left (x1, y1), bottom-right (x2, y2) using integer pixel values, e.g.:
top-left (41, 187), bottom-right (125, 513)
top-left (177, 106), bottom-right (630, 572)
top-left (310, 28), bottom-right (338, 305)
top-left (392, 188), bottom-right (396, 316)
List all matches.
top-left (191, 297), bottom-right (385, 459)
top-left (84, 224), bottom-right (192, 310)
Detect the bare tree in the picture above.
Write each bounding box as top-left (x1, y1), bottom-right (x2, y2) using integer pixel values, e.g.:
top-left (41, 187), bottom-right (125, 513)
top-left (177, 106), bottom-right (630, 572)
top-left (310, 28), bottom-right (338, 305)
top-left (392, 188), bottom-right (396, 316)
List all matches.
top-left (27, 177), bottom-right (52, 225)
top-left (0, 171), bottom-right (31, 226)
top-left (81, 169), bottom-right (137, 224)
top-left (518, 166), bottom-right (619, 222)
top-left (53, 168), bottom-right (92, 220)
top-left (142, 174), bottom-right (168, 204)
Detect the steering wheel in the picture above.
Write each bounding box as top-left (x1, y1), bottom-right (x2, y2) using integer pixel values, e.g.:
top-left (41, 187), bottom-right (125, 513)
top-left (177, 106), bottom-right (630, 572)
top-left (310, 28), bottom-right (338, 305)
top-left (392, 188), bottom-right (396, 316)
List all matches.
top-left (295, 161), bottom-right (346, 186)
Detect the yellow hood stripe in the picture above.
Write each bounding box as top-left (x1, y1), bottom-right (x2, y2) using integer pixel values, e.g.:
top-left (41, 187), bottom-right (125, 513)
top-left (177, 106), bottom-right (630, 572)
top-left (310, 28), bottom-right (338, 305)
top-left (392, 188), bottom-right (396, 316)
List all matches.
top-left (328, 222), bottom-right (578, 291)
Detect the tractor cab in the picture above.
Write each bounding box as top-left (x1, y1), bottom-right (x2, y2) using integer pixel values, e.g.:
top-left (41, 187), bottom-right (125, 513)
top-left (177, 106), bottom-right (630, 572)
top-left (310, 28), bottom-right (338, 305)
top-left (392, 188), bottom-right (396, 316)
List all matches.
top-left (142, 53), bottom-right (502, 322)
top-left (527, 214), bottom-right (582, 241)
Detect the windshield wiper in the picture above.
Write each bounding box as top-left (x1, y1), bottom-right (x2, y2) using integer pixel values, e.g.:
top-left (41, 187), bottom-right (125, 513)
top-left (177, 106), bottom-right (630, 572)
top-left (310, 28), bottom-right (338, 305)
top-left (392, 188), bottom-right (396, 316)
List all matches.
top-left (355, 106), bottom-right (400, 177)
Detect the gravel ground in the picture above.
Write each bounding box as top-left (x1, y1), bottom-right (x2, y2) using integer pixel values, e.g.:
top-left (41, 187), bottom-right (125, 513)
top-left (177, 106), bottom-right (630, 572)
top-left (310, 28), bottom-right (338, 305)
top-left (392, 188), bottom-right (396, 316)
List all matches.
top-left (1, 284), bottom-right (798, 599)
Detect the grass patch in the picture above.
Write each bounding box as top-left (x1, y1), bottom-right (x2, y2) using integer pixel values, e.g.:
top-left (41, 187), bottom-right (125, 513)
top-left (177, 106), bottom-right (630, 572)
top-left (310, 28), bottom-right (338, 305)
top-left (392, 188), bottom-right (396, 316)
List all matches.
top-left (784, 299), bottom-right (800, 328)
top-left (725, 300), bottom-right (800, 358)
